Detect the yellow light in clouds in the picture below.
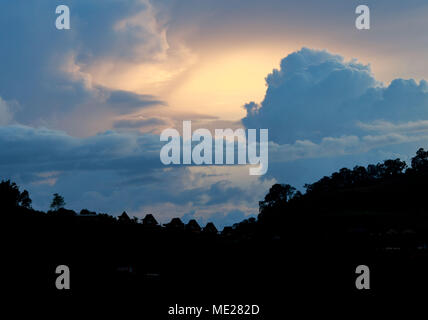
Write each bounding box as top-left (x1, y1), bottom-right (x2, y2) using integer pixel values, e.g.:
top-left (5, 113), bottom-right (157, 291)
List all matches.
top-left (168, 48), bottom-right (287, 120)
top-left (85, 44), bottom-right (292, 122)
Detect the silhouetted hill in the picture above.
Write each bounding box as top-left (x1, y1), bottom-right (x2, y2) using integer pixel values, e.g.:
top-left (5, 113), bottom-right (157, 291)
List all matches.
top-left (3, 148), bottom-right (428, 311)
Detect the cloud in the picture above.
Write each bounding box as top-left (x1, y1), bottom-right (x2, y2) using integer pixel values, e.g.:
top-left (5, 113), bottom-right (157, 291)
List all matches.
top-left (241, 48), bottom-right (428, 154)
top-left (242, 48), bottom-right (428, 146)
top-left (0, 125), bottom-right (162, 175)
top-left (242, 48), bottom-right (378, 144)
top-left (113, 116), bottom-right (171, 130)
top-left (270, 132), bottom-right (428, 163)
top-left (0, 97), bottom-right (14, 125)
top-left (357, 120), bottom-right (428, 133)
top-left (0, 0), bottom-right (169, 133)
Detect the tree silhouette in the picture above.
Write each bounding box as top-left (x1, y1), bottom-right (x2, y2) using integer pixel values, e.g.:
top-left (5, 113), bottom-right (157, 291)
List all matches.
top-left (411, 148), bottom-right (428, 172)
top-left (185, 219), bottom-right (201, 232)
top-left (203, 222), bottom-right (218, 234)
top-left (118, 211), bottom-right (131, 223)
top-left (259, 183), bottom-right (296, 213)
top-left (165, 217), bottom-right (185, 230)
top-left (50, 193), bottom-right (65, 210)
top-left (80, 208), bottom-right (96, 215)
top-left (379, 159), bottom-right (407, 177)
top-left (19, 190), bottom-right (32, 208)
top-left (0, 179), bottom-right (32, 209)
top-left (142, 214), bottom-right (159, 226)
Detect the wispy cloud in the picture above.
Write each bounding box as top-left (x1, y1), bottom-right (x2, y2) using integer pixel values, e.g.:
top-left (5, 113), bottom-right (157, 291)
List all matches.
top-left (357, 120), bottom-right (428, 133)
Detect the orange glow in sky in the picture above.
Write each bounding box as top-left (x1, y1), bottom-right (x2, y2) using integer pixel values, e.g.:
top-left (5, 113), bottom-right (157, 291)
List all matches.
top-left (167, 47), bottom-right (292, 120)
top-left (86, 44), bottom-right (295, 122)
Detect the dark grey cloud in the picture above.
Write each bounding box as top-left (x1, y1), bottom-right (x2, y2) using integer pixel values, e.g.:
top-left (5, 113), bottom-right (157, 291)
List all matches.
top-left (0, 125), bottom-right (162, 175)
top-left (107, 91), bottom-right (165, 113)
top-left (204, 181), bottom-right (248, 205)
top-left (113, 116), bottom-right (169, 129)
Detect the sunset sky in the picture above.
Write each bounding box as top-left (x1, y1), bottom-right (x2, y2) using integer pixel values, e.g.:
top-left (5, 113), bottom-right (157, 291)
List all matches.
top-left (1, 0), bottom-right (428, 228)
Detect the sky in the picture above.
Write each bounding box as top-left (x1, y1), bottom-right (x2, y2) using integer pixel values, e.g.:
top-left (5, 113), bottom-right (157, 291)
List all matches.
top-left (1, 0), bottom-right (428, 229)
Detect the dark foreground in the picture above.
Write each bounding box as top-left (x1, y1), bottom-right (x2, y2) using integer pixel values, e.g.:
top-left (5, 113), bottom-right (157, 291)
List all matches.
top-left (5, 149), bottom-right (428, 315)
top-left (6, 208), bottom-right (428, 316)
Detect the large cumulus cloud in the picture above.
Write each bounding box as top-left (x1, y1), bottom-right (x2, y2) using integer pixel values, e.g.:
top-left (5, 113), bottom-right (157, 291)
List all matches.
top-left (242, 48), bottom-right (428, 188)
top-left (243, 48), bottom-right (428, 144)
